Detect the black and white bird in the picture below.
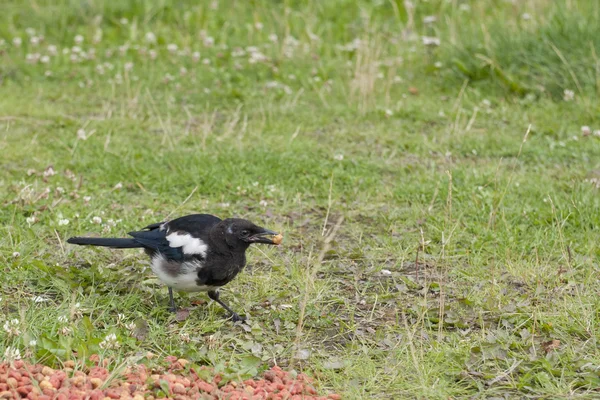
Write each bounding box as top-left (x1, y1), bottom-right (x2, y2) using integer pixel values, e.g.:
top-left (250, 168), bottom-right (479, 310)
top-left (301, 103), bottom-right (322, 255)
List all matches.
top-left (67, 214), bottom-right (283, 322)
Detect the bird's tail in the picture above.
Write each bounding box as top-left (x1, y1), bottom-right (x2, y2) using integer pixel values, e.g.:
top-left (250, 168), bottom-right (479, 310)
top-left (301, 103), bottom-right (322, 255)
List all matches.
top-left (66, 237), bottom-right (141, 248)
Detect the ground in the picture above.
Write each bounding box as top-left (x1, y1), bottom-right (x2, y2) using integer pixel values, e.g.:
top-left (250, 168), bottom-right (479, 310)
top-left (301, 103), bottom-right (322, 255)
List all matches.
top-left (1, 0), bottom-right (600, 398)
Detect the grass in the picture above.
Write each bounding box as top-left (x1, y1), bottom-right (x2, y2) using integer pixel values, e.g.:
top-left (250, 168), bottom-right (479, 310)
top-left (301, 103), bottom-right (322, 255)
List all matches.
top-left (1, 0), bottom-right (600, 398)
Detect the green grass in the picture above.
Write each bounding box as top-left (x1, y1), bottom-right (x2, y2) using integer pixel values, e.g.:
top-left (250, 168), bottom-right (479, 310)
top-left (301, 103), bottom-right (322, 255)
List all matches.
top-left (1, 0), bottom-right (600, 398)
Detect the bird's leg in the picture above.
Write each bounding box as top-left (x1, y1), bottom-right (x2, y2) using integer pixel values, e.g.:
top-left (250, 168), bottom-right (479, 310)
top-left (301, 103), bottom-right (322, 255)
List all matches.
top-left (168, 287), bottom-right (177, 313)
top-left (207, 290), bottom-right (245, 322)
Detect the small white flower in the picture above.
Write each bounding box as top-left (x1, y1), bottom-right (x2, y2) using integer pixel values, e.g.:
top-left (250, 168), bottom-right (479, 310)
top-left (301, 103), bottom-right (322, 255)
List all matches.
top-left (204, 36), bottom-right (214, 47)
top-left (192, 51), bottom-right (200, 62)
top-left (334, 154), bottom-right (344, 161)
top-left (30, 36), bottom-right (40, 45)
top-left (3, 347), bottom-right (21, 361)
top-left (40, 55), bottom-right (50, 64)
top-left (167, 43), bottom-right (178, 53)
top-left (268, 34), bottom-right (278, 43)
top-left (594, 130), bottom-right (600, 138)
top-left (60, 326), bottom-right (73, 335)
top-left (259, 200), bottom-right (268, 207)
top-left (179, 332), bottom-right (191, 343)
top-left (74, 302), bottom-right (81, 308)
top-left (83, 196), bottom-right (92, 203)
top-left (179, 67), bottom-right (187, 76)
top-left (563, 89), bottom-right (575, 101)
top-left (25, 53), bottom-right (40, 64)
top-left (77, 129), bottom-right (87, 140)
top-left (29, 340), bottom-right (37, 347)
top-left (255, 22), bottom-right (264, 30)
top-left (248, 50), bottom-right (267, 64)
top-left (13, 37), bottom-right (22, 47)
top-left (113, 182), bottom-right (123, 190)
top-left (381, 269), bottom-right (392, 275)
top-left (124, 62), bottom-right (133, 72)
top-left (58, 219), bottom-right (70, 226)
top-left (74, 35), bottom-right (84, 45)
top-left (231, 48), bottom-right (245, 57)
top-left (385, 109), bottom-right (393, 117)
top-left (145, 32), bottom-right (157, 43)
top-left (43, 166), bottom-right (56, 177)
top-left (12, 252), bottom-right (20, 258)
top-left (26, 216), bottom-right (36, 225)
top-left (149, 50), bottom-right (158, 60)
top-left (47, 45), bottom-right (57, 55)
top-left (3, 319), bottom-right (21, 336)
top-left (92, 216), bottom-right (102, 224)
top-left (99, 333), bottom-right (119, 349)
top-left (581, 126), bottom-right (591, 136)
top-left (522, 13), bottom-right (531, 20)
top-left (422, 36), bottom-right (441, 46)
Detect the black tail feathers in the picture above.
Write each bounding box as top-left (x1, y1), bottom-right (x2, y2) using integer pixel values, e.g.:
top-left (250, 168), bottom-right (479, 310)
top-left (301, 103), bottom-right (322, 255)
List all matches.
top-left (66, 237), bottom-right (141, 249)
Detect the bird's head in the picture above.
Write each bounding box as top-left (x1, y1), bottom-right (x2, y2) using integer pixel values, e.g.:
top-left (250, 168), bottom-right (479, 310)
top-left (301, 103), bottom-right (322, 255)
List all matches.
top-left (218, 218), bottom-right (283, 248)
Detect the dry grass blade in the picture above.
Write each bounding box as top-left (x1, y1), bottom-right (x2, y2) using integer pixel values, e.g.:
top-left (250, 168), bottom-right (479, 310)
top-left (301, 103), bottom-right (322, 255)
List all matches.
top-left (290, 215), bottom-right (344, 368)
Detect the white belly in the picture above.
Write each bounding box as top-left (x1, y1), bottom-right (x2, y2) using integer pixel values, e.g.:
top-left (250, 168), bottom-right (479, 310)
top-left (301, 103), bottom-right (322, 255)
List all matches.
top-left (150, 254), bottom-right (214, 292)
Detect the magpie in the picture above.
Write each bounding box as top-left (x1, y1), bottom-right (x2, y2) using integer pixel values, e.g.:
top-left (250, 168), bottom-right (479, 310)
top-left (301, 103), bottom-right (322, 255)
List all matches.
top-left (67, 214), bottom-right (283, 322)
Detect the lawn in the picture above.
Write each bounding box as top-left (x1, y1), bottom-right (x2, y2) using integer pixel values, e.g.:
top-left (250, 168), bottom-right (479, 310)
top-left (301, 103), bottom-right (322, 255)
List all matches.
top-left (1, 0), bottom-right (600, 398)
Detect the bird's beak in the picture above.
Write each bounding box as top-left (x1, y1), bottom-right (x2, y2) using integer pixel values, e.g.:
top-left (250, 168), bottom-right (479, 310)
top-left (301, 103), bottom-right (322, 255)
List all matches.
top-left (250, 229), bottom-right (283, 245)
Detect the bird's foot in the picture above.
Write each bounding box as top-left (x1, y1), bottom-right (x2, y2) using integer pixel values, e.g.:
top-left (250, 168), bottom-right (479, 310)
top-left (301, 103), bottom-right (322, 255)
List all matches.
top-left (229, 313), bottom-right (247, 323)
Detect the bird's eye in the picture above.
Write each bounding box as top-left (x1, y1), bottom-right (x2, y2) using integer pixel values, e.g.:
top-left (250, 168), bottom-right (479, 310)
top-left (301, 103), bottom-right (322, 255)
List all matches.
top-left (241, 230), bottom-right (250, 237)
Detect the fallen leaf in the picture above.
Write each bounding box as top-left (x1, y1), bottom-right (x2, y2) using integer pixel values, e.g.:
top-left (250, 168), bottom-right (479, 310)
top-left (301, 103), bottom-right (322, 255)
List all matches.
top-left (323, 359), bottom-right (345, 370)
top-left (542, 339), bottom-right (560, 353)
top-left (295, 349), bottom-right (311, 360)
top-left (175, 309), bottom-right (190, 321)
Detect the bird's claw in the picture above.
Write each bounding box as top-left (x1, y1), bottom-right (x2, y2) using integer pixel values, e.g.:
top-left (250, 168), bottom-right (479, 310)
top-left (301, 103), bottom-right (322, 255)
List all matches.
top-left (229, 313), bottom-right (247, 323)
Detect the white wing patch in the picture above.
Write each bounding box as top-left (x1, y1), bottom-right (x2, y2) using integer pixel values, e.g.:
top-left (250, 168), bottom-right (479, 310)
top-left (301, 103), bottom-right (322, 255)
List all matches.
top-left (166, 232), bottom-right (208, 256)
